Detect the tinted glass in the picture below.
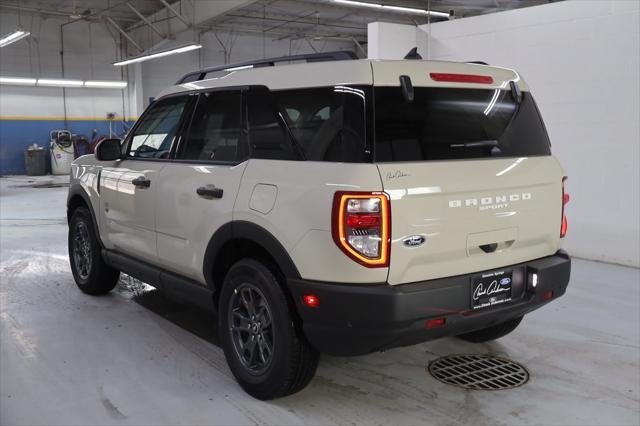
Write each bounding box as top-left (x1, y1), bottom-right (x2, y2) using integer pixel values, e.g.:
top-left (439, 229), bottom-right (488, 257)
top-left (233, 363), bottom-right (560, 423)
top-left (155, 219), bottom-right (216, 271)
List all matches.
top-left (178, 91), bottom-right (243, 162)
top-left (247, 90), bottom-right (297, 160)
top-left (128, 96), bottom-right (187, 159)
top-left (374, 88), bottom-right (551, 162)
top-left (275, 86), bottom-right (369, 162)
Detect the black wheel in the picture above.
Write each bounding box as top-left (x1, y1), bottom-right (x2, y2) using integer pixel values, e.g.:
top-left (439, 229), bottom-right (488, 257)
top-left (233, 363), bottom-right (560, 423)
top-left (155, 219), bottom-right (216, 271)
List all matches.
top-left (457, 316), bottom-right (524, 343)
top-left (219, 258), bottom-right (319, 400)
top-left (68, 207), bottom-right (119, 295)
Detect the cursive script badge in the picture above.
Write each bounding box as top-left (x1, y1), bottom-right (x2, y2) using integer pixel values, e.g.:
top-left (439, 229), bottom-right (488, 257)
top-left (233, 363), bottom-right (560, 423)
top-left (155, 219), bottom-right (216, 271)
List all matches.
top-left (473, 280), bottom-right (510, 301)
top-left (386, 170), bottom-right (410, 180)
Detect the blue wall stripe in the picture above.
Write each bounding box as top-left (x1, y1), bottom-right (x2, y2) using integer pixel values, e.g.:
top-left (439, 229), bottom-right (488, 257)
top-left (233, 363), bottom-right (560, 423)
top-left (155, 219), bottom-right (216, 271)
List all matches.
top-left (0, 120), bottom-right (135, 175)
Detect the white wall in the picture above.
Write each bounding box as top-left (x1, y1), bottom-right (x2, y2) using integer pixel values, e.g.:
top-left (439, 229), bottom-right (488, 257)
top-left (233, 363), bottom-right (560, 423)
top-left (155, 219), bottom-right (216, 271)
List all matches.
top-left (368, 0), bottom-right (640, 267)
top-left (368, 22), bottom-right (427, 60)
top-left (0, 11), bottom-right (138, 120)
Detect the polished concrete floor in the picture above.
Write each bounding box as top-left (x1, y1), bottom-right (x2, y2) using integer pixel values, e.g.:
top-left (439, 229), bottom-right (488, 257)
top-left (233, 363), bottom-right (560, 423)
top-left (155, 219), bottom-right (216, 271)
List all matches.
top-left (1, 175), bottom-right (639, 426)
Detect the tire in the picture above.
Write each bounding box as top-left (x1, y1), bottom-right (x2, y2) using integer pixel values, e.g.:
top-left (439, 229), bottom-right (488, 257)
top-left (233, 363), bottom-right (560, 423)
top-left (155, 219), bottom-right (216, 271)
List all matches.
top-left (457, 316), bottom-right (524, 343)
top-left (219, 258), bottom-right (319, 400)
top-left (68, 207), bottom-right (120, 295)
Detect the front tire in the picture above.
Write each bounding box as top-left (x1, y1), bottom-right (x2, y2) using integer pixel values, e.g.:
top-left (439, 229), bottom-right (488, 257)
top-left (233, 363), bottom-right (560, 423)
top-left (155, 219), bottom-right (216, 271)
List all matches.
top-left (68, 207), bottom-right (119, 295)
top-left (457, 316), bottom-right (524, 343)
top-left (219, 258), bottom-right (319, 400)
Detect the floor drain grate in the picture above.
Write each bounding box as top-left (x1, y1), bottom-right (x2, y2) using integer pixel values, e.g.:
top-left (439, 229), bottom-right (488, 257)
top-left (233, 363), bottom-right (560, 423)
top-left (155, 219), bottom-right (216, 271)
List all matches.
top-left (428, 354), bottom-right (529, 390)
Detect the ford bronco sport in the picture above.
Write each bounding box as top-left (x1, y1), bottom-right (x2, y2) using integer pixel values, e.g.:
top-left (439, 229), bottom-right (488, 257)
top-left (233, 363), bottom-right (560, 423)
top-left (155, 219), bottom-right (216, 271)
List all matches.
top-left (67, 51), bottom-right (571, 400)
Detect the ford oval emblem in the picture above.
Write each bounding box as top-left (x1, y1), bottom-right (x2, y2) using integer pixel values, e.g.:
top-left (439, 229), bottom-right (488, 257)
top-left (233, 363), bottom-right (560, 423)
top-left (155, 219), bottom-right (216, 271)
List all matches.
top-left (403, 235), bottom-right (425, 247)
top-left (500, 277), bottom-right (511, 286)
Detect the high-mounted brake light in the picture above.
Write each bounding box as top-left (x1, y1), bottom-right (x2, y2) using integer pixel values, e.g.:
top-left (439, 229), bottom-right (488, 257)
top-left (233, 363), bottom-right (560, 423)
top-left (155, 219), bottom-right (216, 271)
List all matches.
top-left (332, 192), bottom-right (391, 268)
top-left (561, 176), bottom-right (570, 238)
top-left (430, 73), bottom-right (494, 84)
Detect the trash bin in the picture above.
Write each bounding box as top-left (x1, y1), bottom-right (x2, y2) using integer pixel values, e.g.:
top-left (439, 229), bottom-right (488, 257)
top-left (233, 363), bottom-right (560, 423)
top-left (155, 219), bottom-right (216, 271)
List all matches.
top-left (24, 145), bottom-right (47, 176)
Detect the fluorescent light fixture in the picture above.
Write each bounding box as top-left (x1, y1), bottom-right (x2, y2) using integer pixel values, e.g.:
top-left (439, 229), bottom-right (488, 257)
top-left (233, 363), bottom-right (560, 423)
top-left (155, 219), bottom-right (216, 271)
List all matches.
top-left (37, 78), bottom-right (84, 87)
top-left (84, 80), bottom-right (128, 88)
top-left (0, 30), bottom-right (31, 47)
top-left (113, 43), bottom-right (202, 66)
top-left (0, 76), bottom-right (37, 86)
top-left (224, 64), bottom-right (254, 72)
top-left (331, 0), bottom-right (450, 18)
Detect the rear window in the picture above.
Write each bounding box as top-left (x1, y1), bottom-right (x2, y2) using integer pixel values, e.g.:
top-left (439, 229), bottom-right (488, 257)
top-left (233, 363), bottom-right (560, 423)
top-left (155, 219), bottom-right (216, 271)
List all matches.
top-left (374, 87), bottom-right (551, 162)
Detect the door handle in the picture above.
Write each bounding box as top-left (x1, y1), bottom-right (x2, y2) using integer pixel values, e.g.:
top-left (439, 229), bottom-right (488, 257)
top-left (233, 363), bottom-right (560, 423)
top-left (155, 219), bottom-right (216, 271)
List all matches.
top-left (197, 185), bottom-right (223, 199)
top-left (132, 176), bottom-right (151, 188)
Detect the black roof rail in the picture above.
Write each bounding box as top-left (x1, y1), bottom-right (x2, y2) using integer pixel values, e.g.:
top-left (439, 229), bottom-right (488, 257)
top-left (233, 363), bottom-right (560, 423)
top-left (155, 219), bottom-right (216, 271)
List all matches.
top-left (175, 50), bottom-right (359, 85)
top-left (467, 61), bottom-right (490, 65)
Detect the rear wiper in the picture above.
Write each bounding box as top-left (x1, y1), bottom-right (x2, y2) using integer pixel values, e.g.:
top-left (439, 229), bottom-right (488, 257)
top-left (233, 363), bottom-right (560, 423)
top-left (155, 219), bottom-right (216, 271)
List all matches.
top-left (450, 140), bottom-right (499, 149)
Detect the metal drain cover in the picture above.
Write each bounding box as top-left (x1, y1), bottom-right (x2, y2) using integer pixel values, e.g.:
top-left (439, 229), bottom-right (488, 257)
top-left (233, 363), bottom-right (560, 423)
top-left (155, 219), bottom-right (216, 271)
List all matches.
top-left (428, 354), bottom-right (529, 390)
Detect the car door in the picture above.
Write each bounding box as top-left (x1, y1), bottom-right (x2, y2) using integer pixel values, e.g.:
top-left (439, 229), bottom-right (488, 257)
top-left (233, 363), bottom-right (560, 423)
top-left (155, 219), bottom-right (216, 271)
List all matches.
top-left (155, 89), bottom-right (249, 283)
top-left (99, 95), bottom-right (192, 265)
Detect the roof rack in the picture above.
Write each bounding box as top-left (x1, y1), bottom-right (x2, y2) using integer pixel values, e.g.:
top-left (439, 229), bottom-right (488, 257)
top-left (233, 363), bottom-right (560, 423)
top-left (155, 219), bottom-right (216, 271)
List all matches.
top-left (176, 50), bottom-right (359, 84)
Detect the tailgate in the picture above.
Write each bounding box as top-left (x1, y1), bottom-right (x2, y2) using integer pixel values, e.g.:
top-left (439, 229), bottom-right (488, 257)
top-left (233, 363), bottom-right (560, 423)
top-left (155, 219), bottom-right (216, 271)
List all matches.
top-left (379, 157), bottom-right (563, 285)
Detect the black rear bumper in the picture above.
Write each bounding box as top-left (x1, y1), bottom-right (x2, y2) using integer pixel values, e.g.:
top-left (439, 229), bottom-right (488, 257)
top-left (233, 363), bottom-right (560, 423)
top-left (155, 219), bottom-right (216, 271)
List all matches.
top-left (288, 251), bottom-right (571, 356)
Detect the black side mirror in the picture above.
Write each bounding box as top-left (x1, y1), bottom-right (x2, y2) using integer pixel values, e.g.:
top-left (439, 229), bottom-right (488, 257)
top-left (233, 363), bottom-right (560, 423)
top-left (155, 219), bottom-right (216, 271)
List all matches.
top-left (95, 138), bottom-right (122, 161)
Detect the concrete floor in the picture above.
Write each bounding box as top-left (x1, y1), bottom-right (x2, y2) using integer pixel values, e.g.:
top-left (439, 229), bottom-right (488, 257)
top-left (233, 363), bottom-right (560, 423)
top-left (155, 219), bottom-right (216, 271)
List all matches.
top-left (1, 175), bottom-right (639, 426)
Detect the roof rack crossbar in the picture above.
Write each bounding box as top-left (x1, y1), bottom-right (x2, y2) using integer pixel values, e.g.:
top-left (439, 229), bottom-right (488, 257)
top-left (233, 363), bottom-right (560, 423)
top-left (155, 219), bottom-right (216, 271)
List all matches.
top-left (176, 50), bottom-right (358, 84)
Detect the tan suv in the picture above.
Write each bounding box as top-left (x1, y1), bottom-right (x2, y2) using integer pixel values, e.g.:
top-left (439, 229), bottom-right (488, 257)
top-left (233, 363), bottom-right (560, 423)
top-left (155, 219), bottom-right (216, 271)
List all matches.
top-left (67, 50), bottom-right (571, 399)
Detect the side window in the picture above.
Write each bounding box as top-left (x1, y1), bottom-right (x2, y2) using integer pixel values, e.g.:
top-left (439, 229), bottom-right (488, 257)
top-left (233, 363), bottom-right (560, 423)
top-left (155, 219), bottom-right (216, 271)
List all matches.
top-left (178, 91), bottom-right (243, 162)
top-left (247, 90), bottom-right (296, 160)
top-left (128, 96), bottom-right (188, 159)
top-left (276, 86), bottom-right (370, 162)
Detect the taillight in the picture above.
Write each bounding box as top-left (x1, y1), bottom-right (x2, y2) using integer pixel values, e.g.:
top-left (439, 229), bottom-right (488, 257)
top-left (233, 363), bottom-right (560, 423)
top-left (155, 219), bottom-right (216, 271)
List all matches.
top-left (560, 176), bottom-right (570, 238)
top-left (429, 73), bottom-right (494, 84)
top-left (332, 192), bottom-right (390, 268)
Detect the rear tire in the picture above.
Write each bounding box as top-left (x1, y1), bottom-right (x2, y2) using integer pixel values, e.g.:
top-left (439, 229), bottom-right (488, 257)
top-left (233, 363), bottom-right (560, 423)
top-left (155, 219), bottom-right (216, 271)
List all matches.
top-left (219, 258), bottom-right (319, 400)
top-left (68, 207), bottom-right (119, 295)
top-left (457, 316), bottom-right (523, 343)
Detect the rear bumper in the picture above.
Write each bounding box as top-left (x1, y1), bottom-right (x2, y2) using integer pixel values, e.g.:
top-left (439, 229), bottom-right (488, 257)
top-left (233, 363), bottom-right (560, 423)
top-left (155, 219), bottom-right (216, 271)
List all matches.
top-left (288, 251), bottom-right (571, 356)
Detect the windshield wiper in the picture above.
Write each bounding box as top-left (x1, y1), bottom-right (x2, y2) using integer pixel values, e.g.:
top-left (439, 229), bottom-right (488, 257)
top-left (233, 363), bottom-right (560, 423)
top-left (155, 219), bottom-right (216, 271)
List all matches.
top-left (450, 140), bottom-right (499, 149)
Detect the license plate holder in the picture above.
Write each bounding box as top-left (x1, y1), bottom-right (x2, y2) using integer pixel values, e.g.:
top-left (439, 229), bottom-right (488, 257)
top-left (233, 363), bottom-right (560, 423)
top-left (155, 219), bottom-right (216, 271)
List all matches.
top-left (471, 269), bottom-right (513, 310)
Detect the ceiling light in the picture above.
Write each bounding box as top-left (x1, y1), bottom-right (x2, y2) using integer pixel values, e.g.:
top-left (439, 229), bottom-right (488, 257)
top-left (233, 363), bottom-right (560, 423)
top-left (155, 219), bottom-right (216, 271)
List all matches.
top-left (0, 76), bottom-right (37, 86)
top-left (113, 43), bottom-right (202, 66)
top-left (0, 29), bottom-right (31, 47)
top-left (37, 78), bottom-right (84, 87)
top-left (84, 80), bottom-right (128, 88)
top-left (330, 0), bottom-right (450, 18)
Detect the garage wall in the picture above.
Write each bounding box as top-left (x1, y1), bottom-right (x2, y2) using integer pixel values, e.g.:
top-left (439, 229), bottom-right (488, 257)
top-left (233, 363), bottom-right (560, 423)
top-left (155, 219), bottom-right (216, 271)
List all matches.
top-left (139, 30), bottom-right (356, 104)
top-left (367, 0), bottom-right (640, 267)
top-left (0, 11), bottom-right (137, 175)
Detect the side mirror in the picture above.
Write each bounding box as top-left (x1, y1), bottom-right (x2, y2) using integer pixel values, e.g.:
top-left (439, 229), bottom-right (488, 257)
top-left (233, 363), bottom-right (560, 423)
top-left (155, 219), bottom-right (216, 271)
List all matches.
top-left (95, 138), bottom-right (122, 161)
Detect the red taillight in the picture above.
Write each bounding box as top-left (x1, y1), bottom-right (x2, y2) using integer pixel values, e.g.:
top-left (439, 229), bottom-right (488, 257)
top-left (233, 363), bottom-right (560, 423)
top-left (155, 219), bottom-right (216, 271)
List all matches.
top-left (302, 294), bottom-right (320, 308)
top-left (430, 73), bottom-right (494, 84)
top-left (561, 176), bottom-right (569, 238)
top-left (425, 318), bottom-right (446, 329)
top-left (543, 290), bottom-right (554, 301)
top-left (332, 192), bottom-right (391, 268)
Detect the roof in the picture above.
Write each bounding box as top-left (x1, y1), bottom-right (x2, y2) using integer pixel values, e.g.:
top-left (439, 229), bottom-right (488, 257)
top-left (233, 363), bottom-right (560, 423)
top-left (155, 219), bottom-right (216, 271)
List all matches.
top-left (157, 58), bottom-right (528, 98)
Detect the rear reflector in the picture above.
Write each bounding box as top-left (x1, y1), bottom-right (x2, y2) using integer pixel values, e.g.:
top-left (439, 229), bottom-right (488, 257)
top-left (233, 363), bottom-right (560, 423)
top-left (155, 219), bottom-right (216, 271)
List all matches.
top-left (302, 294), bottom-right (320, 308)
top-left (430, 73), bottom-right (494, 84)
top-left (543, 291), bottom-right (554, 301)
top-left (425, 318), bottom-right (446, 329)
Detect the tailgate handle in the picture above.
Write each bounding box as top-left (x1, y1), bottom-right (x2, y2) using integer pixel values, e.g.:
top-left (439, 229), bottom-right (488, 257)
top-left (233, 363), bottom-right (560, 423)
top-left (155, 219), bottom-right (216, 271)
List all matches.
top-left (478, 240), bottom-right (515, 254)
top-left (479, 243), bottom-right (498, 253)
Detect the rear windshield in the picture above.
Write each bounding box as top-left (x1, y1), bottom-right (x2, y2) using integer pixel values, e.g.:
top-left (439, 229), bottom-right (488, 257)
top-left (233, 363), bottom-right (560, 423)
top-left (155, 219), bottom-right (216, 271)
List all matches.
top-left (374, 87), bottom-right (551, 162)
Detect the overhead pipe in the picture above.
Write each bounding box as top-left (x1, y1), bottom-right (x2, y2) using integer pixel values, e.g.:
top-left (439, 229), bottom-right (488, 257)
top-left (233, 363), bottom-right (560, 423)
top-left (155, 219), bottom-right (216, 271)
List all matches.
top-left (126, 3), bottom-right (165, 38)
